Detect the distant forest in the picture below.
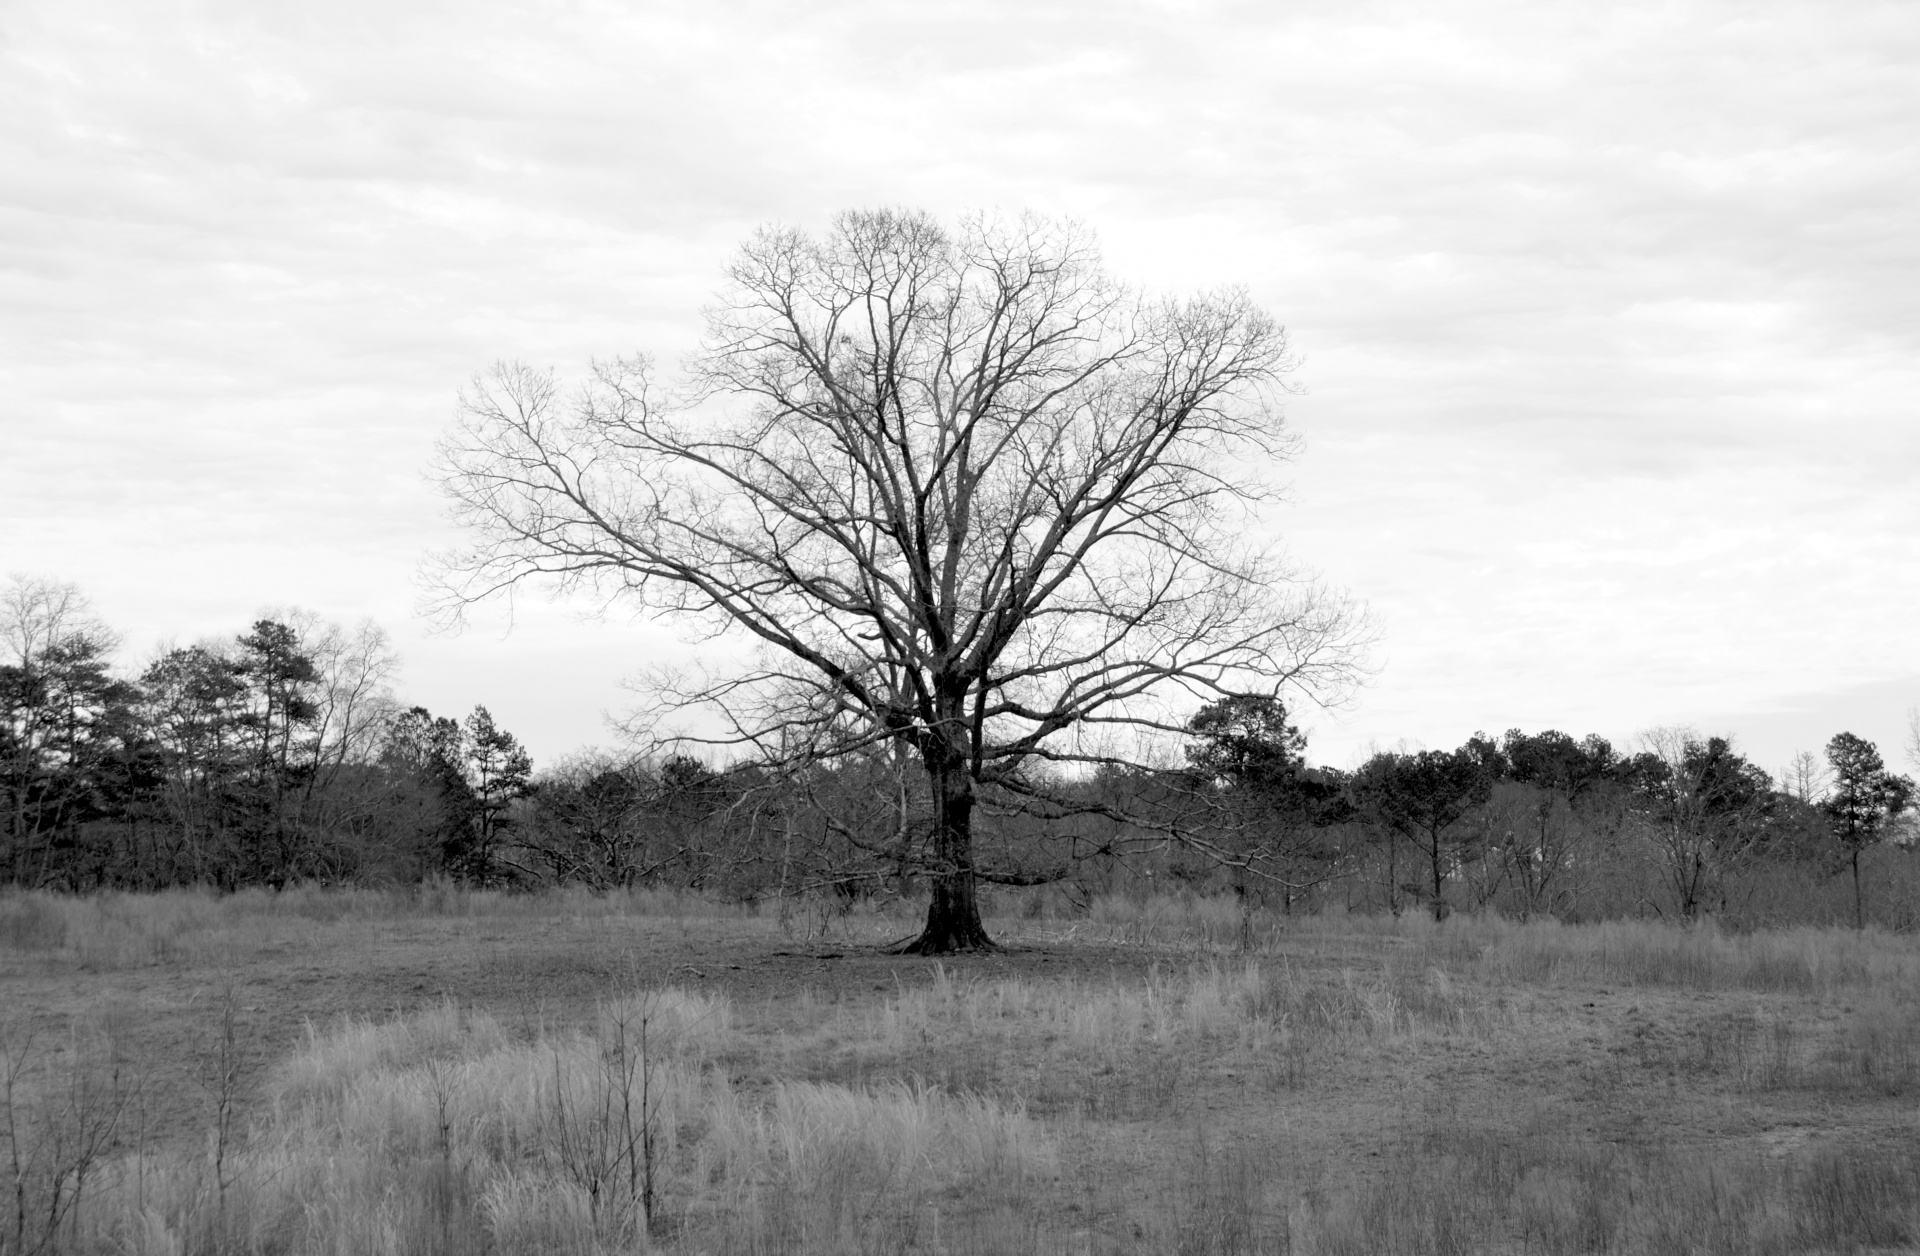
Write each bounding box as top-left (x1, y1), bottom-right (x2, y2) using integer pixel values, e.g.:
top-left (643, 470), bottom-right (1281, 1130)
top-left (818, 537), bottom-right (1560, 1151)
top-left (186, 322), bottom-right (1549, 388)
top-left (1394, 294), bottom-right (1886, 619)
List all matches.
top-left (4, 575), bottom-right (1916, 929)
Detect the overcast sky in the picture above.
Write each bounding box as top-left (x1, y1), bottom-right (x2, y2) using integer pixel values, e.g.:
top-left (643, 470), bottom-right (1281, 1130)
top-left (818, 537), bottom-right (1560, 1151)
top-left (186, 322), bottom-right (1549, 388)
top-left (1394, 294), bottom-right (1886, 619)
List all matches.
top-left (4, 0), bottom-right (1916, 777)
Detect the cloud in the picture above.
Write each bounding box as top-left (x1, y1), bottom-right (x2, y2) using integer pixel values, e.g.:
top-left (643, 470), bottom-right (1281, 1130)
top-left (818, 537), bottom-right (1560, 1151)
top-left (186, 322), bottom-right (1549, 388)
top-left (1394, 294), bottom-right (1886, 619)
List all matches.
top-left (2, 0), bottom-right (1914, 764)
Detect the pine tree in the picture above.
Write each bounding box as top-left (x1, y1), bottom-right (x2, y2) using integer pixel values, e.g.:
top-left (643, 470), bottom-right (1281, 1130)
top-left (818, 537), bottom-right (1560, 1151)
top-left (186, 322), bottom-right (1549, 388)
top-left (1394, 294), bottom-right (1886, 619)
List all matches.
top-left (1823, 732), bottom-right (1915, 929)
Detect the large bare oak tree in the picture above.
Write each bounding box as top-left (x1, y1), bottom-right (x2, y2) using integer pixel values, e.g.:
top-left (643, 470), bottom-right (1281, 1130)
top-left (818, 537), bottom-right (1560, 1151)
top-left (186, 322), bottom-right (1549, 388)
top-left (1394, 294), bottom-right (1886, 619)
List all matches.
top-left (433, 210), bottom-right (1365, 952)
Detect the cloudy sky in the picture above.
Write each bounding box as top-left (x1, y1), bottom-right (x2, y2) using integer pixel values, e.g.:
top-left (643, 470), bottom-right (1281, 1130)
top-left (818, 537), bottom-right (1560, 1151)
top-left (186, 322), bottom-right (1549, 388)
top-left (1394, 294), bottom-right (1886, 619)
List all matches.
top-left (4, 0), bottom-right (1916, 777)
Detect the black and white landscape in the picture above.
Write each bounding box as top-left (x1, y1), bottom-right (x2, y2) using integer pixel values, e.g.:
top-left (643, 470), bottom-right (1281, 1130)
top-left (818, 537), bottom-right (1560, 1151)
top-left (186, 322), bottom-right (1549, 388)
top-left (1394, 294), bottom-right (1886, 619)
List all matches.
top-left (4, 3), bottom-right (1920, 1253)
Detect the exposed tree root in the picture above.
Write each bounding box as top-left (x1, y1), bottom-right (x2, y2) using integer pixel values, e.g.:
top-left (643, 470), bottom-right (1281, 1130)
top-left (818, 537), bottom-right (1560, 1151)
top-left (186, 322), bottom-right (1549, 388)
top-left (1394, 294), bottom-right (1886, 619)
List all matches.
top-left (886, 922), bottom-right (1000, 955)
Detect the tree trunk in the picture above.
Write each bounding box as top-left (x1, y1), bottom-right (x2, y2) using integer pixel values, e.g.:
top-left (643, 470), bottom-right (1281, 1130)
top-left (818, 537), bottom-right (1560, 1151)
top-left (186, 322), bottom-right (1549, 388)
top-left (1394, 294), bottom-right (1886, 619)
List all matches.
top-left (1430, 833), bottom-right (1447, 923)
top-left (895, 752), bottom-right (994, 954)
top-left (1386, 829), bottom-right (1399, 917)
top-left (1235, 875), bottom-right (1252, 953)
top-left (1851, 848), bottom-right (1864, 930)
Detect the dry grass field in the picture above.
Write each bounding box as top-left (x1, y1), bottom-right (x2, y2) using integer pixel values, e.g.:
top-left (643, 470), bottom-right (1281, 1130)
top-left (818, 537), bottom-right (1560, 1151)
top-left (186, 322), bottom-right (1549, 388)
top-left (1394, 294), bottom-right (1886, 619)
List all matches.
top-left (3, 886), bottom-right (1919, 1254)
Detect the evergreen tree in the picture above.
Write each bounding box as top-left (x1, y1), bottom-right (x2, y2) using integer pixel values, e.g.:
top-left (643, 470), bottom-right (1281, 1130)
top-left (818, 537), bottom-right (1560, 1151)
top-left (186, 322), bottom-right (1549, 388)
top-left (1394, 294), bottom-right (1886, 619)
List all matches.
top-left (458, 706), bottom-right (533, 885)
top-left (141, 645), bottom-right (252, 884)
top-left (380, 706), bottom-right (476, 880)
top-left (1352, 747), bottom-right (1494, 920)
top-left (235, 620), bottom-right (324, 884)
top-left (0, 632), bottom-right (141, 885)
top-left (1186, 694), bottom-right (1350, 913)
top-left (1823, 732), bottom-right (1915, 929)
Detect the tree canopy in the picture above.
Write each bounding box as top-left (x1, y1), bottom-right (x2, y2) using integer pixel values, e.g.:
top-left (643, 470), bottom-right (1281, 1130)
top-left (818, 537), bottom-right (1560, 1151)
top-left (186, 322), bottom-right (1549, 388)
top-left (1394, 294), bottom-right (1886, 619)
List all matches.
top-left (434, 208), bottom-right (1368, 950)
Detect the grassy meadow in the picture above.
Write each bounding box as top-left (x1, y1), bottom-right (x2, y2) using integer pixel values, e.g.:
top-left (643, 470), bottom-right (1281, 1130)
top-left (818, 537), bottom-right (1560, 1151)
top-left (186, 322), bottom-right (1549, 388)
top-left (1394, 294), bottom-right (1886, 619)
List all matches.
top-left (3, 887), bottom-right (1919, 1254)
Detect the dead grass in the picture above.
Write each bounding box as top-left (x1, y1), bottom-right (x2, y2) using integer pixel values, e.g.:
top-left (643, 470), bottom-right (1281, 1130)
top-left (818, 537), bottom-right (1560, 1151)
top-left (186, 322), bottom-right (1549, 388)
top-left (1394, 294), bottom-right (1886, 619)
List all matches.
top-left (3, 888), bottom-right (1919, 1253)
top-left (1407, 912), bottom-right (1920, 996)
top-left (29, 991), bottom-right (1049, 1255)
top-left (1073, 893), bottom-right (1920, 997)
top-left (0, 884), bottom-right (759, 976)
top-left (1297, 1111), bottom-right (1920, 1256)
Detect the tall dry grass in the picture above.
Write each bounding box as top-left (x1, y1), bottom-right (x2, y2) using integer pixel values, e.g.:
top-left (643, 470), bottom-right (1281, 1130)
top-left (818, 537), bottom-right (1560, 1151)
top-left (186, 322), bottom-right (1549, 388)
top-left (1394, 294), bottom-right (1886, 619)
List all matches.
top-left (1294, 1110), bottom-right (1920, 1256)
top-left (773, 955), bottom-right (1506, 1123)
top-left (1381, 911), bottom-right (1920, 996)
top-left (1066, 891), bottom-right (1920, 998)
top-left (1, 954), bottom-right (1495, 1254)
top-left (7, 888), bottom-right (1920, 1252)
top-left (16, 986), bottom-right (1051, 1255)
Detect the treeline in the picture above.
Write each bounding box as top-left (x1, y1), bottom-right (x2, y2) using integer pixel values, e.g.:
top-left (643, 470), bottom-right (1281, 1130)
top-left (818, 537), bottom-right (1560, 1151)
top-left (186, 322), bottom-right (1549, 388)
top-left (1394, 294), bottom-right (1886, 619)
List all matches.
top-left (534, 695), bottom-right (1914, 930)
top-left (1169, 698), bottom-right (1917, 930)
top-left (0, 577), bottom-right (895, 895)
top-left (5, 577), bottom-right (1917, 929)
top-left (0, 577), bottom-right (545, 888)
top-left (504, 700), bottom-right (1920, 931)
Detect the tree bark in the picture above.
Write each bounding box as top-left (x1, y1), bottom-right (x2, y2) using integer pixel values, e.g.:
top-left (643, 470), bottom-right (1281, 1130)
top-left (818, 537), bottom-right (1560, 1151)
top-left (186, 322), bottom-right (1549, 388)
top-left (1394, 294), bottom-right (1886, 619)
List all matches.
top-left (1386, 828), bottom-right (1399, 917)
top-left (1429, 830), bottom-right (1448, 923)
top-left (1851, 848), bottom-right (1864, 930)
top-left (895, 751), bottom-right (995, 953)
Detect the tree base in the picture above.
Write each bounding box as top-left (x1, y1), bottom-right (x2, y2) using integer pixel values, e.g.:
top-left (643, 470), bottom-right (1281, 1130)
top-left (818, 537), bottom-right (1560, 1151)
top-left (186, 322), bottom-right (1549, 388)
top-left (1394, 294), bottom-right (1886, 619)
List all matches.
top-left (888, 869), bottom-right (997, 954)
top-left (887, 917), bottom-right (998, 955)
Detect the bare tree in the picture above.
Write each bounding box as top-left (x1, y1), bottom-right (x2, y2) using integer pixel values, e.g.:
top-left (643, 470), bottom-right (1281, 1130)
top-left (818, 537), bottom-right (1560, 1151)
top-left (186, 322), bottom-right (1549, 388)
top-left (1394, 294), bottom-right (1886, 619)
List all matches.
top-left (275, 612), bottom-right (402, 781)
top-left (1624, 728), bottom-right (1773, 923)
top-left (1469, 780), bottom-right (1584, 921)
top-left (283, 613), bottom-right (403, 877)
top-left (527, 751), bottom-right (658, 888)
top-left (433, 209), bottom-right (1366, 951)
top-left (1783, 749), bottom-right (1830, 805)
top-left (1, 575), bottom-right (117, 671)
